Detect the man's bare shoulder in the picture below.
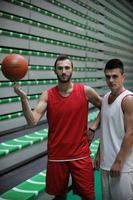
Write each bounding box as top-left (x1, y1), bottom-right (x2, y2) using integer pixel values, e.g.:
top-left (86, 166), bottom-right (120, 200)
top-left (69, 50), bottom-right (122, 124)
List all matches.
top-left (84, 85), bottom-right (100, 98)
top-left (84, 85), bottom-right (95, 94)
top-left (122, 94), bottom-right (133, 112)
top-left (40, 90), bottom-right (48, 102)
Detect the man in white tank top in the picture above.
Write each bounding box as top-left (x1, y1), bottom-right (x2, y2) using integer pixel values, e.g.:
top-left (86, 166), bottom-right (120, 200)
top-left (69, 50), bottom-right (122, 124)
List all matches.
top-left (90, 59), bottom-right (133, 200)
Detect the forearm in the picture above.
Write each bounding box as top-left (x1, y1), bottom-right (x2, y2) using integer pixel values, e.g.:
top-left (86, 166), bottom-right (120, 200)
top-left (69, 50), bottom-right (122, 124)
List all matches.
top-left (21, 97), bottom-right (36, 126)
top-left (91, 112), bottom-right (101, 130)
top-left (88, 112), bottom-right (101, 143)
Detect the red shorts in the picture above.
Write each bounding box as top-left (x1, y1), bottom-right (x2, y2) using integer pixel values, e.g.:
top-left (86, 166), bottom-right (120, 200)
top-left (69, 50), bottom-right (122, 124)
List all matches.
top-left (46, 157), bottom-right (94, 199)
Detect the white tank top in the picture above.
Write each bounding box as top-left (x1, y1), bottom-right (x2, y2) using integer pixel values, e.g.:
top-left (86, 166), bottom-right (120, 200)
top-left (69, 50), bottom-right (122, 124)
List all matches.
top-left (100, 90), bottom-right (133, 172)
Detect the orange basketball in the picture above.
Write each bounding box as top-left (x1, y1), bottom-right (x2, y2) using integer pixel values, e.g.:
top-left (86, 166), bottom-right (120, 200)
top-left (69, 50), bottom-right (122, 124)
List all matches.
top-left (1, 54), bottom-right (28, 81)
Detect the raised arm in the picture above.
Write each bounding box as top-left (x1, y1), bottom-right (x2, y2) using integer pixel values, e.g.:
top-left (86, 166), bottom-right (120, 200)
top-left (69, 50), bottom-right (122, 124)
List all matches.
top-left (110, 95), bottom-right (133, 176)
top-left (84, 85), bottom-right (102, 109)
top-left (13, 84), bottom-right (48, 126)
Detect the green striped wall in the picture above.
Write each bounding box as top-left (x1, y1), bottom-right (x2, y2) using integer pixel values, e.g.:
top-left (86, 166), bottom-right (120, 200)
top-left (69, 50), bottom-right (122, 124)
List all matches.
top-left (0, 0), bottom-right (133, 133)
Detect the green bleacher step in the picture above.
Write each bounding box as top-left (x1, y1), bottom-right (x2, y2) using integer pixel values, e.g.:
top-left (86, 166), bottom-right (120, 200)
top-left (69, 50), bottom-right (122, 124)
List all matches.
top-left (0, 139), bottom-right (100, 200)
top-left (0, 110), bottom-right (99, 158)
top-left (0, 171), bottom-right (46, 200)
top-left (0, 129), bottom-right (48, 157)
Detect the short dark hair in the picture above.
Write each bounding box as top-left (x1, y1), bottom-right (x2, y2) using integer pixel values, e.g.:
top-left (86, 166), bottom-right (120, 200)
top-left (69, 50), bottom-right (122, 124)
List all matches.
top-left (104, 59), bottom-right (124, 74)
top-left (54, 54), bottom-right (73, 69)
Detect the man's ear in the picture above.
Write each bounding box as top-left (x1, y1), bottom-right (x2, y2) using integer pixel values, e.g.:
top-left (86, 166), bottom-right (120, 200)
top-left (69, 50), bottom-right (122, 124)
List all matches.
top-left (123, 73), bottom-right (126, 80)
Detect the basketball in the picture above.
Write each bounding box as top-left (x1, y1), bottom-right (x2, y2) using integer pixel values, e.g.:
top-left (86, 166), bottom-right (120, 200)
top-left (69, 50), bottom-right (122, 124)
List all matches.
top-left (1, 54), bottom-right (28, 81)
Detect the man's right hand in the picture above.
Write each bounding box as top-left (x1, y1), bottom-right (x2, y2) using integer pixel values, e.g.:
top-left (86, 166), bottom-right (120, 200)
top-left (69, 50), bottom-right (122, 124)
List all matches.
top-left (13, 84), bottom-right (27, 99)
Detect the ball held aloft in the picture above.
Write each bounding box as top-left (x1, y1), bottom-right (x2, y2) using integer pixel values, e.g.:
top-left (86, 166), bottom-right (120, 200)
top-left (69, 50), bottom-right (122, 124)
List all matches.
top-left (1, 54), bottom-right (28, 81)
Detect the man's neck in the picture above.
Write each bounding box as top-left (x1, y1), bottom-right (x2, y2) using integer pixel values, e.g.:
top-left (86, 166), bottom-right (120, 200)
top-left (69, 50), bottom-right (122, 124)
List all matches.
top-left (108, 87), bottom-right (125, 104)
top-left (111, 87), bottom-right (125, 96)
top-left (58, 82), bottom-right (73, 96)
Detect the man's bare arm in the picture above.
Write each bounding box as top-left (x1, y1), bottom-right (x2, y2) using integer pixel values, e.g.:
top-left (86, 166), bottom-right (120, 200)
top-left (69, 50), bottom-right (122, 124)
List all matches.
top-left (14, 85), bottom-right (48, 126)
top-left (87, 112), bottom-right (101, 144)
top-left (84, 85), bottom-right (102, 108)
top-left (110, 95), bottom-right (133, 176)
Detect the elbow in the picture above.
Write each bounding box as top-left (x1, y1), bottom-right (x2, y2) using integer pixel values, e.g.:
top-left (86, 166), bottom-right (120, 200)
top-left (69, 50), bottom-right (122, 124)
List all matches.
top-left (99, 98), bottom-right (102, 108)
top-left (96, 102), bottom-right (101, 109)
top-left (27, 120), bottom-right (37, 127)
top-left (98, 99), bottom-right (102, 109)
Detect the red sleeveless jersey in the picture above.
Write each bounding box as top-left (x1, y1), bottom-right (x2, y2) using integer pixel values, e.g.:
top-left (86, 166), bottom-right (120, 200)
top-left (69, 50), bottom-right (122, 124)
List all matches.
top-left (47, 83), bottom-right (90, 160)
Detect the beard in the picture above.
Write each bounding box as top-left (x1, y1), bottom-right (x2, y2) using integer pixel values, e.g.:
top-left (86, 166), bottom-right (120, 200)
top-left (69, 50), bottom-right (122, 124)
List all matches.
top-left (56, 73), bottom-right (72, 83)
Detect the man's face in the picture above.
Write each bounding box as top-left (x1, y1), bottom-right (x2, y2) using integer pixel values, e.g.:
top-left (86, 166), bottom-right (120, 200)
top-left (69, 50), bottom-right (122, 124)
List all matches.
top-left (105, 68), bottom-right (125, 92)
top-left (54, 59), bottom-right (73, 83)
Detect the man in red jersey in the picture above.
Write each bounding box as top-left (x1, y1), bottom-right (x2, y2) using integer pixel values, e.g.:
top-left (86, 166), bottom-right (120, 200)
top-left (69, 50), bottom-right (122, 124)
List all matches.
top-left (13, 55), bottom-right (101, 200)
